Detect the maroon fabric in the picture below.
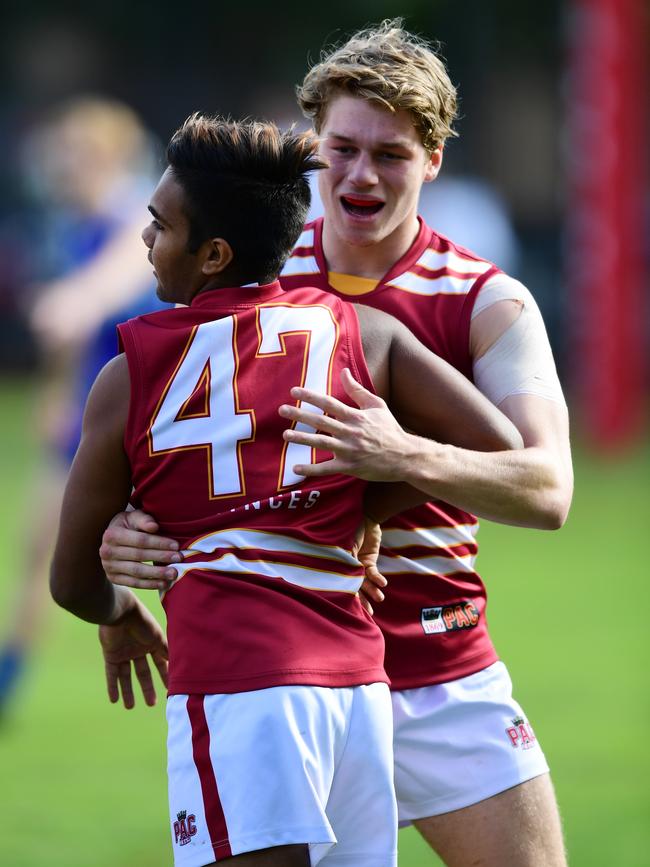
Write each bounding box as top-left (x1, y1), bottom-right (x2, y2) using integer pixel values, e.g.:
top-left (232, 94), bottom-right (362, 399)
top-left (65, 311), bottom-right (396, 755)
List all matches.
top-left (187, 695), bottom-right (232, 861)
top-left (281, 219), bottom-right (503, 688)
top-left (119, 281), bottom-right (386, 694)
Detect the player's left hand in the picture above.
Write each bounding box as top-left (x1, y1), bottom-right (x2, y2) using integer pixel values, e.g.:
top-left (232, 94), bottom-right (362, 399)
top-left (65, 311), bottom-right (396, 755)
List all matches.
top-left (279, 368), bottom-right (415, 482)
top-left (98, 597), bottom-right (168, 709)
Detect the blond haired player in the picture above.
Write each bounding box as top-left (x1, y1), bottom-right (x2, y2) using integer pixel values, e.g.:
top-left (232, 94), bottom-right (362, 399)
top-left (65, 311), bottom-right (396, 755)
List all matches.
top-left (100, 21), bottom-right (572, 867)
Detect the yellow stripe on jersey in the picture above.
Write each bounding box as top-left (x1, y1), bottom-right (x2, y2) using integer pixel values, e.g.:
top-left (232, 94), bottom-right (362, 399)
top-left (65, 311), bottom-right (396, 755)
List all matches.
top-left (328, 272), bottom-right (379, 296)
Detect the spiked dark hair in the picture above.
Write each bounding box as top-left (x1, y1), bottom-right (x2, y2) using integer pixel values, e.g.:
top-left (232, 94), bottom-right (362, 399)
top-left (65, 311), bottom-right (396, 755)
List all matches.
top-left (166, 114), bottom-right (326, 284)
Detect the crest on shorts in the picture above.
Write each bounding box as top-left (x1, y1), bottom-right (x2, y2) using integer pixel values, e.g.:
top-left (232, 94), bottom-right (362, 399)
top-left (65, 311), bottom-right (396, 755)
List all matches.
top-left (505, 715), bottom-right (537, 750)
top-left (173, 809), bottom-right (198, 846)
top-left (420, 601), bottom-right (480, 635)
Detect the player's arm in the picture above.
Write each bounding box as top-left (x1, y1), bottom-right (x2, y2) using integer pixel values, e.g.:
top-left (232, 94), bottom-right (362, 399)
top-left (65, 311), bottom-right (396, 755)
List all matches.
top-left (50, 354), bottom-right (142, 623)
top-left (417, 288), bottom-right (573, 529)
top-left (50, 355), bottom-right (168, 706)
top-left (281, 300), bottom-right (572, 529)
top-left (279, 305), bottom-right (523, 479)
top-left (370, 305), bottom-right (525, 452)
top-left (368, 300), bottom-right (573, 528)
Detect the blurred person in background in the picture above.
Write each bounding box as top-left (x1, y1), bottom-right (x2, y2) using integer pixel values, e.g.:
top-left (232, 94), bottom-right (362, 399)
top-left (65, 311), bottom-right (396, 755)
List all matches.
top-left (99, 19), bottom-right (573, 867)
top-left (0, 96), bottom-right (166, 717)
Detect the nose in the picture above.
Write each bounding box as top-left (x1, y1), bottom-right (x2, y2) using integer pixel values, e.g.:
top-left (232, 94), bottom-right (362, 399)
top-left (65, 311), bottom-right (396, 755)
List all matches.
top-left (142, 223), bottom-right (153, 248)
top-left (348, 152), bottom-right (378, 188)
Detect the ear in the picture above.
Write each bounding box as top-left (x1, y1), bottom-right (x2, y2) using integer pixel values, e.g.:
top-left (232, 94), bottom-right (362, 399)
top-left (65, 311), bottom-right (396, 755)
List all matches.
top-left (423, 146), bottom-right (443, 184)
top-left (201, 237), bottom-right (234, 275)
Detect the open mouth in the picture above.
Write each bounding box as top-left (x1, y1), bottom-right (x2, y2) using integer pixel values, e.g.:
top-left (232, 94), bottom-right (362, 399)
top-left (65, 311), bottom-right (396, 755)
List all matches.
top-left (340, 195), bottom-right (384, 217)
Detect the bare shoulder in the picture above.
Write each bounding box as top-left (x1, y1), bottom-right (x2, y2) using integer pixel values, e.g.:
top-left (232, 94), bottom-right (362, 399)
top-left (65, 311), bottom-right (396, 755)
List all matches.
top-left (354, 304), bottom-right (407, 360)
top-left (353, 305), bottom-right (403, 398)
top-left (354, 304), bottom-right (402, 341)
top-left (83, 353), bottom-right (130, 435)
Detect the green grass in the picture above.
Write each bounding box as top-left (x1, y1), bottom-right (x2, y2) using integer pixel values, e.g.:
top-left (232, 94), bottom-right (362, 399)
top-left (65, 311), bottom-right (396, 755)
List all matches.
top-left (0, 376), bottom-right (648, 865)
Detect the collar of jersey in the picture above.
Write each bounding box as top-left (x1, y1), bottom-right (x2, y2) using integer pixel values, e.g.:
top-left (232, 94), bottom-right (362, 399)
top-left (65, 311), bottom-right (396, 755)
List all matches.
top-left (313, 216), bottom-right (433, 289)
top-left (190, 280), bottom-right (284, 309)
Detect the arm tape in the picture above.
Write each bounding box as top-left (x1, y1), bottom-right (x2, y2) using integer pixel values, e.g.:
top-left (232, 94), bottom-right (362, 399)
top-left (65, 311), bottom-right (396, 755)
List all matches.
top-left (471, 275), bottom-right (567, 407)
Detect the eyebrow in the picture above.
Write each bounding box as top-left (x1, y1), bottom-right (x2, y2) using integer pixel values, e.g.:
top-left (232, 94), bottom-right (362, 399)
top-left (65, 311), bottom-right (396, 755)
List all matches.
top-left (148, 204), bottom-right (169, 225)
top-left (327, 132), bottom-right (413, 151)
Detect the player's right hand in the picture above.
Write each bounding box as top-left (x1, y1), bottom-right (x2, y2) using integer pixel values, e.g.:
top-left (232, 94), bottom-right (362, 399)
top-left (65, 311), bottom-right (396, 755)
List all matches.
top-left (100, 509), bottom-right (182, 591)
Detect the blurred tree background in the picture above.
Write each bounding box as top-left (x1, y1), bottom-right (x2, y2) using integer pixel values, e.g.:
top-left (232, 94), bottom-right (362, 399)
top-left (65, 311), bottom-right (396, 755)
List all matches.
top-left (2, 0), bottom-right (646, 446)
top-left (1, 0), bottom-right (566, 360)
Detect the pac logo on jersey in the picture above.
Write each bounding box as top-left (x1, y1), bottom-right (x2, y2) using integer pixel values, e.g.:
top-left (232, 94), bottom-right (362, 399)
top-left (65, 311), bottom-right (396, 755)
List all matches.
top-left (420, 601), bottom-right (480, 635)
top-left (505, 716), bottom-right (537, 750)
top-left (173, 810), bottom-right (198, 846)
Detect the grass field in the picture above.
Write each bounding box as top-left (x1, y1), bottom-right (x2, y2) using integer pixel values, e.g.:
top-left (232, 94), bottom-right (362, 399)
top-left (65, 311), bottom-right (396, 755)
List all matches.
top-left (0, 376), bottom-right (648, 866)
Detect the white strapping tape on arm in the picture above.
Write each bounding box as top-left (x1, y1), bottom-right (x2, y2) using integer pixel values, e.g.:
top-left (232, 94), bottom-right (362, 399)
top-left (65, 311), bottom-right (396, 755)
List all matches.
top-left (471, 274), bottom-right (567, 407)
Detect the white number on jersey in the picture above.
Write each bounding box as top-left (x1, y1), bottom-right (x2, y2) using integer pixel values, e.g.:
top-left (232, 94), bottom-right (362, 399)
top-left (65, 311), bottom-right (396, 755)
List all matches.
top-left (149, 305), bottom-right (338, 498)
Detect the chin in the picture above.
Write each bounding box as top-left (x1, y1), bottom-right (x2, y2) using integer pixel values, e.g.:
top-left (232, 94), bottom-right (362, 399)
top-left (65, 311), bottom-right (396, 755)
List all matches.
top-left (339, 224), bottom-right (385, 247)
top-left (336, 210), bottom-right (390, 238)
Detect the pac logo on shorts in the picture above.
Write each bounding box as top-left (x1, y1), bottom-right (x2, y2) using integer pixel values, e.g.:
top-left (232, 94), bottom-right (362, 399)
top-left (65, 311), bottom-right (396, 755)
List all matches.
top-left (505, 716), bottom-right (537, 750)
top-left (174, 810), bottom-right (198, 846)
top-left (420, 601), bottom-right (480, 634)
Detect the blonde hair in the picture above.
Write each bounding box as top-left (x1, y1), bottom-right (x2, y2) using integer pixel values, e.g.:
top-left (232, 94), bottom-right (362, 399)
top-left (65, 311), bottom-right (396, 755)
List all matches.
top-left (297, 19), bottom-right (458, 152)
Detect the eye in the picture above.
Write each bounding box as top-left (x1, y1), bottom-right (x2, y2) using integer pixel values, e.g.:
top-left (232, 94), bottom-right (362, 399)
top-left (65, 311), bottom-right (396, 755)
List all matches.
top-left (379, 152), bottom-right (405, 161)
top-left (151, 219), bottom-right (164, 230)
top-left (332, 145), bottom-right (355, 155)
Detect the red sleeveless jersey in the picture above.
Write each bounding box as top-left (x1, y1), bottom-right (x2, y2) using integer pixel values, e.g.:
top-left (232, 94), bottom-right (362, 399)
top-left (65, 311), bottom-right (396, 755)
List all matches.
top-left (118, 281), bottom-right (387, 694)
top-left (281, 218), bottom-right (502, 689)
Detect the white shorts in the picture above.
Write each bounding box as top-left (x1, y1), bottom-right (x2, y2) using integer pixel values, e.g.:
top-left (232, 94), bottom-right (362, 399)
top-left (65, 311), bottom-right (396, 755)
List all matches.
top-left (167, 682), bottom-right (397, 867)
top-left (392, 661), bottom-right (550, 822)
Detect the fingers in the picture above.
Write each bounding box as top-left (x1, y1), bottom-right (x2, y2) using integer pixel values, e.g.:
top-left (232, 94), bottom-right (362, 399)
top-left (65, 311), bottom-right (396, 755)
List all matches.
top-left (360, 576), bottom-right (385, 604)
top-left (105, 575), bottom-right (175, 591)
top-left (292, 459), bottom-right (342, 478)
top-left (279, 403), bottom-right (348, 436)
top-left (153, 651), bottom-right (169, 689)
top-left (282, 427), bottom-right (338, 451)
top-left (123, 509), bottom-right (160, 533)
top-left (286, 387), bottom-right (355, 419)
top-left (133, 654), bottom-right (157, 707)
top-left (105, 653), bottom-right (168, 707)
top-left (117, 661), bottom-right (135, 710)
top-left (340, 368), bottom-right (385, 410)
top-left (360, 564), bottom-right (387, 589)
top-left (100, 530), bottom-right (181, 591)
top-left (101, 543), bottom-right (180, 565)
top-left (102, 559), bottom-right (178, 591)
top-left (101, 527), bottom-right (179, 556)
top-left (358, 592), bottom-right (374, 617)
top-left (105, 660), bottom-right (120, 704)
